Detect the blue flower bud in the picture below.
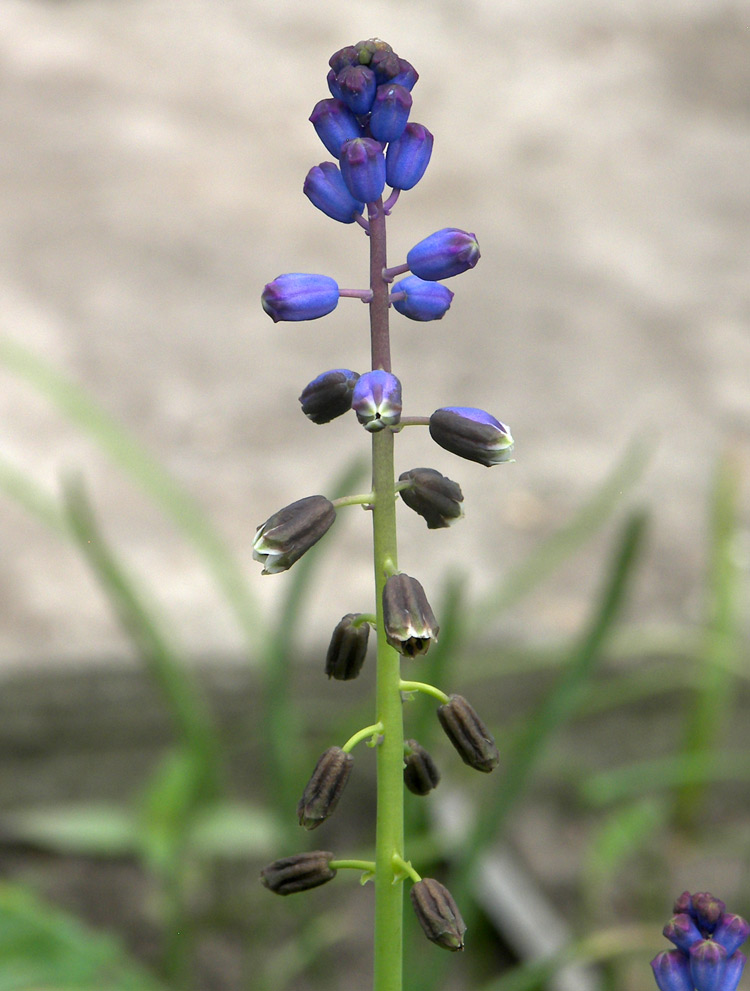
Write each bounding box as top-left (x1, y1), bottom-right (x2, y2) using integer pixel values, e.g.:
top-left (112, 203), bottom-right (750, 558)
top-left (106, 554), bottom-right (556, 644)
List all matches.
top-left (690, 940), bottom-right (728, 991)
top-left (335, 63), bottom-right (377, 114)
top-left (391, 275), bottom-right (453, 321)
top-left (309, 99), bottom-right (363, 157)
top-left (429, 407), bottom-right (514, 466)
top-left (262, 273), bottom-right (339, 323)
top-left (370, 49), bottom-right (403, 85)
top-left (651, 951), bottom-right (694, 991)
top-left (339, 138), bottom-right (386, 204)
top-left (353, 38), bottom-right (394, 62)
top-left (369, 83), bottom-right (412, 143)
top-left (724, 953), bottom-right (747, 991)
top-left (664, 914), bottom-right (703, 953)
top-left (692, 894), bottom-right (727, 936)
top-left (303, 162), bottom-right (365, 224)
top-left (351, 370), bottom-right (402, 431)
top-left (714, 916), bottom-right (750, 957)
top-left (253, 495), bottom-right (336, 574)
top-left (299, 368), bottom-right (360, 424)
top-left (407, 228), bottom-right (480, 281)
top-left (391, 57), bottom-right (419, 91)
top-left (385, 123), bottom-right (434, 190)
top-left (329, 45), bottom-right (360, 73)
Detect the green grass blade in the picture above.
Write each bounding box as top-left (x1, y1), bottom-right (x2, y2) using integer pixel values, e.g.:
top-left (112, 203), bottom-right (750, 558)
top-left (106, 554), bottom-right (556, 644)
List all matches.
top-left (62, 474), bottom-right (221, 795)
top-left (474, 441), bottom-right (649, 620)
top-left (673, 454), bottom-right (743, 830)
top-left (0, 336), bottom-right (265, 651)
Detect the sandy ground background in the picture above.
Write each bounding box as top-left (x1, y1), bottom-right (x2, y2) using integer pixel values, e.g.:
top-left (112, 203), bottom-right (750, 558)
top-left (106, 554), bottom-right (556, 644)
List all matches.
top-left (1, 0), bottom-right (749, 672)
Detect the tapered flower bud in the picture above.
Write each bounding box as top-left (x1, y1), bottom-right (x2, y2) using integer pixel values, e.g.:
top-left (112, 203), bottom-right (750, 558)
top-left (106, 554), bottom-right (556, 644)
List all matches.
top-left (404, 740), bottom-right (441, 796)
top-left (410, 878), bottom-right (466, 951)
top-left (391, 275), bottom-right (453, 321)
top-left (325, 613), bottom-right (370, 680)
top-left (340, 137), bottom-right (386, 204)
top-left (309, 98), bottom-right (363, 157)
top-left (723, 953), bottom-right (747, 991)
top-left (382, 573), bottom-right (438, 657)
top-left (437, 694), bottom-right (499, 772)
top-left (369, 83), bottom-right (412, 142)
top-left (386, 123), bottom-right (434, 190)
top-left (260, 851), bottom-right (336, 895)
top-left (329, 45), bottom-right (360, 73)
top-left (370, 49), bottom-right (403, 84)
top-left (664, 914), bottom-right (703, 953)
top-left (391, 57), bottom-right (419, 91)
top-left (297, 746), bottom-right (354, 830)
top-left (398, 468), bottom-right (464, 529)
top-left (304, 163), bottom-right (365, 224)
top-left (335, 64), bottom-right (377, 114)
top-left (714, 915), bottom-right (750, 956)
top-left (261, 273), bottom-right (339, 323)
top-left (351, 370), bottom-right (402, 431)
top-left (299, 368), bottom-right (360, 424)
top-left (690, 939), bottom-right (728, 991)
top-left (407, 228), bottom-right (480, 281)
top-left (253, 495), bottom-right (335, 574)
top-left (651, 950), bottom-right (694, 991)
top-left (429, 407), bottom-right (514, 466)
top-left (692, 893), bottom-right (727, 935)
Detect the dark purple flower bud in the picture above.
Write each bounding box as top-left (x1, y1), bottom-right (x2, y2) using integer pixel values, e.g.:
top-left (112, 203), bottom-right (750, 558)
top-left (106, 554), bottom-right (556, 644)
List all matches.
top-left (262, 273), bottom-right (339, 323)
top-left (437, 694), bottom-right (499, 772)
top-left (692, 893), bottom-right (727, 935)
top-left (297, 746), bottom-right (354, 830)
top-left (407, 228), bottom-right (480, 281)
top-left (651, 950), bottom-right (694, 991)
top-left (309, 98), bottom-right (363, 157)
top-left (429, 407), bottom-right (514, 467)
top-left (664, 914), bottom-right (703, 953)
top-left (253, 495), bottom-right (335, 574)
top-left (391, 275), bottom-right (453, 321)
top-left (690, 939), bottom-right (728, 991)
top-left (410, 878), bottom-right (466, 951)
top-left (724, 952), bottom-right (747, 991)
top-left (304, 162), bottom-right (365, 224)
top-left (369, 83), bottom-right (412, 143)
top-left (382, 573), bottom-right (438, 657)
top-left (339, 138), bottom-right (386, 204)
top-left (351, 370), bottom-right (402, 431)
top-left (404, 740), bottom-right (441, 796)
top-left (326, 68), bottom-right (344, 101)
top-left (299, 368), bottom-right (360, 424)
top-left (329, 45), bottom-right (360, 73)
top-left (385, 123), bottom-right (434, 190)
top-left (391, 57), bottom-right (419, 91)
top-left (398, 468), bottom-right (464, 529)
top-left (325, 613), bottom-right (370, 680)
top-left (714, 915), bottom-right (750, 956)
top-left (336, 64), bottom-right (377, 114)
top-left (674, 892), bottom-right (693, 916)
top-left (353, 38), bottom-right (394, 63)
top-left (260, 851), bottom-right (336, 895)
top-left (370, 49), bottom-right (403, 85)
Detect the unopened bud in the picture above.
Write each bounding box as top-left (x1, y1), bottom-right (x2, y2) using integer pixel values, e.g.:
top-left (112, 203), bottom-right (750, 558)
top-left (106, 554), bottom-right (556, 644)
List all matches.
top-left (651, 950), bottom-right (694, 991)
top-left (260, 851), bottom-right (336, 895)
top-left (398, 467), bottom-right (464, 529)
top-left (410, 878), bottom-right (466, 951)
top-left (299, 368), bottom-right (360, 424)
top-left (429, 406), bottom-right (513, 467)
top-left (437, 694), bottom-right (499, 772)
top-left (253, 495), bottom-right (335, 574)
top-left (406, 228), bottom-right (480, 281)
top-left (325, 613), bottom-right (371, 680)
top-left (261, 273), bottom-right (339, 323)
top-left (404, 740), bottom-right (440, 796)
top-left (383, 573), bottom-right (438, 657)
top-left (297, 746), bottom-right (354, 830)
top-left (340, 137), bottom-right (386, 205)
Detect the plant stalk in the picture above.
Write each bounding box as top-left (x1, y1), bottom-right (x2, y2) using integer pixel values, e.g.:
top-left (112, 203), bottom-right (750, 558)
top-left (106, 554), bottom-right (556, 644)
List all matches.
top-left (369, 197), bottom-right (404, 991)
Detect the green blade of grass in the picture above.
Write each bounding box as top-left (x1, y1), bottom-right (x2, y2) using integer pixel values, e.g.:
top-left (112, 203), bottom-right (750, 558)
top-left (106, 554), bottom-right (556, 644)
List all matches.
top-left (0, 336), bottom-right (265, 652)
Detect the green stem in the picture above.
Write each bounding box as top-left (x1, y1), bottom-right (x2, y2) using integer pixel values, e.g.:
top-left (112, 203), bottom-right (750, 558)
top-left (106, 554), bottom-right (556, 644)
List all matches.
top-left (342, 722), bottom-right (384, 753)
top-left (330, 859), bottom-right (377, 874)
top-left (399, 680), bottom-right (449, 704)
top-left (369, 197), bottom-right (404, 991)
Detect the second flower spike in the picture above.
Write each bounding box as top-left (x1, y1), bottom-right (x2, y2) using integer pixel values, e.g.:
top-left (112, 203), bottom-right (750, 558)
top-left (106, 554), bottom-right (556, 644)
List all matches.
top-left (383, 573), bottom-right (438, 657)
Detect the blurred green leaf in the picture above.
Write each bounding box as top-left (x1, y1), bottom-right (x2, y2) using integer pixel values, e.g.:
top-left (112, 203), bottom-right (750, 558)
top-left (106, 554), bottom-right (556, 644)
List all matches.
top-left (0, 882), bottom-right (165, 991)
top-left (187, 801), bottom-right (278, 858)
top-left (1, 805), bottom-right (138, 858)
top-left (584, 798), bottom-right (666, 897)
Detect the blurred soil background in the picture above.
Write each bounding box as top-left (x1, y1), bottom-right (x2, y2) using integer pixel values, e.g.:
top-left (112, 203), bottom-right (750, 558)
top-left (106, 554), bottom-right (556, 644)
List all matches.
top-left (0, 1), bottom-right (749, 990)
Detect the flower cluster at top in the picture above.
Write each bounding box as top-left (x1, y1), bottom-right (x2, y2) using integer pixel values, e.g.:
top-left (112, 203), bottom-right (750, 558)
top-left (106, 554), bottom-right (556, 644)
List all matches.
top-left (651, 892), bottom-right (749, 991)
